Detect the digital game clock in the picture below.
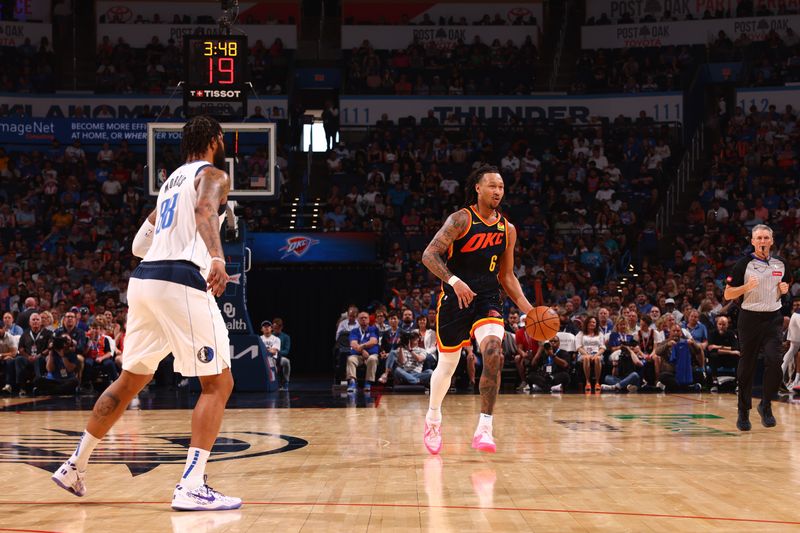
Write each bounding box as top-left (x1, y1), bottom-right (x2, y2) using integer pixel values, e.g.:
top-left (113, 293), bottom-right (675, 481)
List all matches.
top-left (183, 34), bottom-right (248, 119)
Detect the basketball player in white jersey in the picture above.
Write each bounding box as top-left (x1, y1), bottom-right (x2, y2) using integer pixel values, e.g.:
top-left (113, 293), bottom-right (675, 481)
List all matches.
top-left (52, 116), bottom-right (241, 511)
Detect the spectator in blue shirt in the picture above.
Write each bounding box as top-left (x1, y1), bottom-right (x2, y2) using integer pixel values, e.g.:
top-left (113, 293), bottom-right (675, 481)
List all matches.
top-left (682, 309), bottom-right (709, 352)
top-left (346, 312), bottom-right (379, 392)
top-left (2, 312), bottom-right (23, 337)
top-left (635, 293), bottom-right (653, 315)
top-left (386, 182), bottom-right (410, 208)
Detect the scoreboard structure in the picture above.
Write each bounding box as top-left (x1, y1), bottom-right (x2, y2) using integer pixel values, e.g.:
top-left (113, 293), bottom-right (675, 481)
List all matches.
top-left (183, 34), bottom-right (248, 120)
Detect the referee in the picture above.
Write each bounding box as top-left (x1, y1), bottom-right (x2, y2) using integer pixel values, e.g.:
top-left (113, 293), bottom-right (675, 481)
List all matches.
top-left (724, 224), bottom-right (789, 431)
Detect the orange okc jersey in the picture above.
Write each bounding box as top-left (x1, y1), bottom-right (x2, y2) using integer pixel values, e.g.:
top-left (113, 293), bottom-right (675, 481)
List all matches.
top-left (445, 206), bottom-right (509, 296)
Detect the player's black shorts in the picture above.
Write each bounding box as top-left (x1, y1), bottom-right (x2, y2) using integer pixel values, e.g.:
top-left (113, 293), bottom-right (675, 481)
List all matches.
top-left (435, 289), bottom-right (503, 351)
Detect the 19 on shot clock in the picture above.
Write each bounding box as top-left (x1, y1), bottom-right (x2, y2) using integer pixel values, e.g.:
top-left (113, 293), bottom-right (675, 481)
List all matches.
top-left (183, 34), bottom-right (248, 119)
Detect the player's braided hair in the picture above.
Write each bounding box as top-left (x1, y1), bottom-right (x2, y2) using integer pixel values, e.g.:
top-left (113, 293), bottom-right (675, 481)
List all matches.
top-left (181, 115), bottom-right (222, 162)
top-left (463, 165), bottom-right (500, 207)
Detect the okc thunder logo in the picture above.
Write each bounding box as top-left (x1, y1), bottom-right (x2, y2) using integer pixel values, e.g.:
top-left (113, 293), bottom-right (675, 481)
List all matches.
top-left (279, 236), bottom-right (320, 258)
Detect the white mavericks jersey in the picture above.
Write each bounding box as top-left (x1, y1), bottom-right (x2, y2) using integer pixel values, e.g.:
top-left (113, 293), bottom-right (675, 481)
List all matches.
top-left (144, 160), bottom-right (220, 270)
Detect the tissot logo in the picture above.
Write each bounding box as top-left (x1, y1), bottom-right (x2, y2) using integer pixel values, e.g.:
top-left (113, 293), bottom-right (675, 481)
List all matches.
top-left (0, 429), bottom-right (307, 475)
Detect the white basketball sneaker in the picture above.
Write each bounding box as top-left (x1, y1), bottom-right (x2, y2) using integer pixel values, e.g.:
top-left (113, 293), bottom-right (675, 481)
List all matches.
top-left (172, 475), bottom-right (242, 511)
top-left (51, 459), bottom-right (87, 497)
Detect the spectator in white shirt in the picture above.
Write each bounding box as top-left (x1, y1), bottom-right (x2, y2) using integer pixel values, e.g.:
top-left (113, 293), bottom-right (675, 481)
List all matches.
top-left (589, 146), bottom-right (608, 170)
top-left (64, 140), bottom-right (86, 164)
top-left (96, 143), bottom-right (115, 163)
top-left (260, 320), bottom-right (281, 359)
top-left (326, 150), bottom-right (342, 173)
top-left (595, 181), bottom-right (615, 203)
top-left (439, 176), bottom-right (459, 195)
top-left (707, 199), bottom-right (729, 223)
top-left (521, 149), bottom-right (541, 174)
top-left (604, 162), bottom-right (621, 182)
top-left (653, 138), bottom-right (671, 161)
top-left (576, 316), bottom-right (606, 393)
top-left (336, 305), bottom-right (359, 339)
top-left (334, 142), bottom-right (350, 160)
top-left (500, 150), bottom-right (520, 173)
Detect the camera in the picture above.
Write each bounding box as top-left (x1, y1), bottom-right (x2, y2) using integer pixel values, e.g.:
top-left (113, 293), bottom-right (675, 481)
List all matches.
top-left (543, 341), bottom-right (551, 350)
top-left (52, 336), bottom-right (68, 351)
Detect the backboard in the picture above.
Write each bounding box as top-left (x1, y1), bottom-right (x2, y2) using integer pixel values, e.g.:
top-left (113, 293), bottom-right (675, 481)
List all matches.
top-left (146, 122), bottom-right (277, 200)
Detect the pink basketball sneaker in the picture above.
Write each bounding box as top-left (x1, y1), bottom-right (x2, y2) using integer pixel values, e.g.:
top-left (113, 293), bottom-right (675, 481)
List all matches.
top-left (423, 420), bottom-right (443, 455)
top-left (471, 427), bottom-right (496, 453)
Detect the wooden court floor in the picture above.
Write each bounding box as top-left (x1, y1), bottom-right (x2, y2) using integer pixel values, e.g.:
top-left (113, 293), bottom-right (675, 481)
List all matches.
top-left (1, 392), bottom-right (799, 532)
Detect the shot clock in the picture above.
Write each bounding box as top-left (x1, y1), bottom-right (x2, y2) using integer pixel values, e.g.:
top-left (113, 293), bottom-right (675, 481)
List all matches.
top-left (183, 35), bottom-right (248, 119)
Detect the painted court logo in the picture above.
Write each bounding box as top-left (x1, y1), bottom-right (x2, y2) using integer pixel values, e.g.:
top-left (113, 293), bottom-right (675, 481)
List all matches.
top-left (0, 429), bottom-right (308, 475)
top-left (197, 346), bottom-right (215, 363)
top-left (279, 236), bottom-right (320, 259)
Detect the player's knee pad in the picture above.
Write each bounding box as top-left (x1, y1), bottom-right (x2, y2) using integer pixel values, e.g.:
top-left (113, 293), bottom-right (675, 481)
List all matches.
top-left (474, 322), bottom-right (505, 348)
top-left (435, 348), bottom-right (460, 375)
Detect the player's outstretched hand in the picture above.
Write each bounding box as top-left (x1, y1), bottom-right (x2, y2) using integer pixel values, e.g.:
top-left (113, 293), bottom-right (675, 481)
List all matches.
top-left (453, 280), bottom-right (477, 309)
top-left (207, 260), bottom-right (229, 297)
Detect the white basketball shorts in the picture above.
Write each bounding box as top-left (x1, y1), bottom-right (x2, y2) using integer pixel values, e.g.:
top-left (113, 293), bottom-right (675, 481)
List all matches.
top-left (122, 260), bottom-right (231, 377)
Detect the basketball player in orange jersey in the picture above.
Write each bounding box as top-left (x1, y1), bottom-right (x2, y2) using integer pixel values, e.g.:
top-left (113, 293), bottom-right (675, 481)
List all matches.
top-left (421, 165), bottom-right (534, 454)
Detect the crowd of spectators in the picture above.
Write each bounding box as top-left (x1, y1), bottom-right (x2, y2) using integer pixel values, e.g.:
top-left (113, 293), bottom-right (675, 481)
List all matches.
top-left (0, 37), bottom-right (56, 93)
top-left (586, 1), bottom-right (800, 25)
top-left (708, 26), bottom-right (800, 75)
top-left (99, 11), bottom-right (294, 25)
top-left (696, 101), bottom-right (800, 277)
top-left (344, 37), bottom-right (538, 95)
top-left (745, 29), bottom-right (800, 86)
top-left (0, 134), bottom-right (152, 395)
top-left (328, 97), bottom-right (800, 395)
top-left (323, 109), bottom-right (677, 386)
top-left (569, 45), bottom-right (703, 94)
top-left (344, 12), bottom-right (538, 26)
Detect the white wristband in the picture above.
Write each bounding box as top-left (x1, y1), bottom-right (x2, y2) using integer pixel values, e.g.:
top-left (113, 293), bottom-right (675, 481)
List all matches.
top-left (447, 275), bottom-right (460, 287)
top-left (210, 257), bottom-right (226, 265)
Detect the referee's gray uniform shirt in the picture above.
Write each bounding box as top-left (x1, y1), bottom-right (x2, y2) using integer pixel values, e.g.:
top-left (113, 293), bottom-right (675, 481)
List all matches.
top-left (727, 255), bottom-right (789, 312)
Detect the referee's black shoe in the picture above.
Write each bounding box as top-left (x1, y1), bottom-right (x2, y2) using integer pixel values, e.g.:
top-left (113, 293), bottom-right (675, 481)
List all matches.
top-left (737, 409), bottom-right (751, 431)
top-left (757, 402), bottom-right (777, 428)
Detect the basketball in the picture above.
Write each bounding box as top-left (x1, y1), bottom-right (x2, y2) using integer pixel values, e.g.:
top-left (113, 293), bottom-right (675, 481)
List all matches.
top-left (525, 306), bottom-right (560, 341)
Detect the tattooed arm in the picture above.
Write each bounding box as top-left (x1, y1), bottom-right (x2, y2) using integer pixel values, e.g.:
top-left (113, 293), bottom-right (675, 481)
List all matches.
top-left (422, 209), bottom-right (475, 308)
top-left (195, 166), bottom-right (230, 296)
top-left (497, 223), bottom-right (534, 315)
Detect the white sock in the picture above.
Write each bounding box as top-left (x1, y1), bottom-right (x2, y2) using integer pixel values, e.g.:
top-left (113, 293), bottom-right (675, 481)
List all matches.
top-left (180, 447), bottom-right (210, 490)
top-left (477, 413), bottom-right (493, 431)
top-left (426, 407), bottom-right (441, 424)
top-left (70, 431), bottom-right (101, 471)
top-left (428, 351), bottom-right (460, 415)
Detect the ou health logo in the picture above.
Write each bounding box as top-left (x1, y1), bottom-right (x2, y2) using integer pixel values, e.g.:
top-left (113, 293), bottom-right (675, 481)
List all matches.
top-left (279, 236), bottom-right (320, 259)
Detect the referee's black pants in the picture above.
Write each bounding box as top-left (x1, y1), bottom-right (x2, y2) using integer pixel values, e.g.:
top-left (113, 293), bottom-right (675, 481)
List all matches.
top-left (737, 309), bottom-right (783, 411)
